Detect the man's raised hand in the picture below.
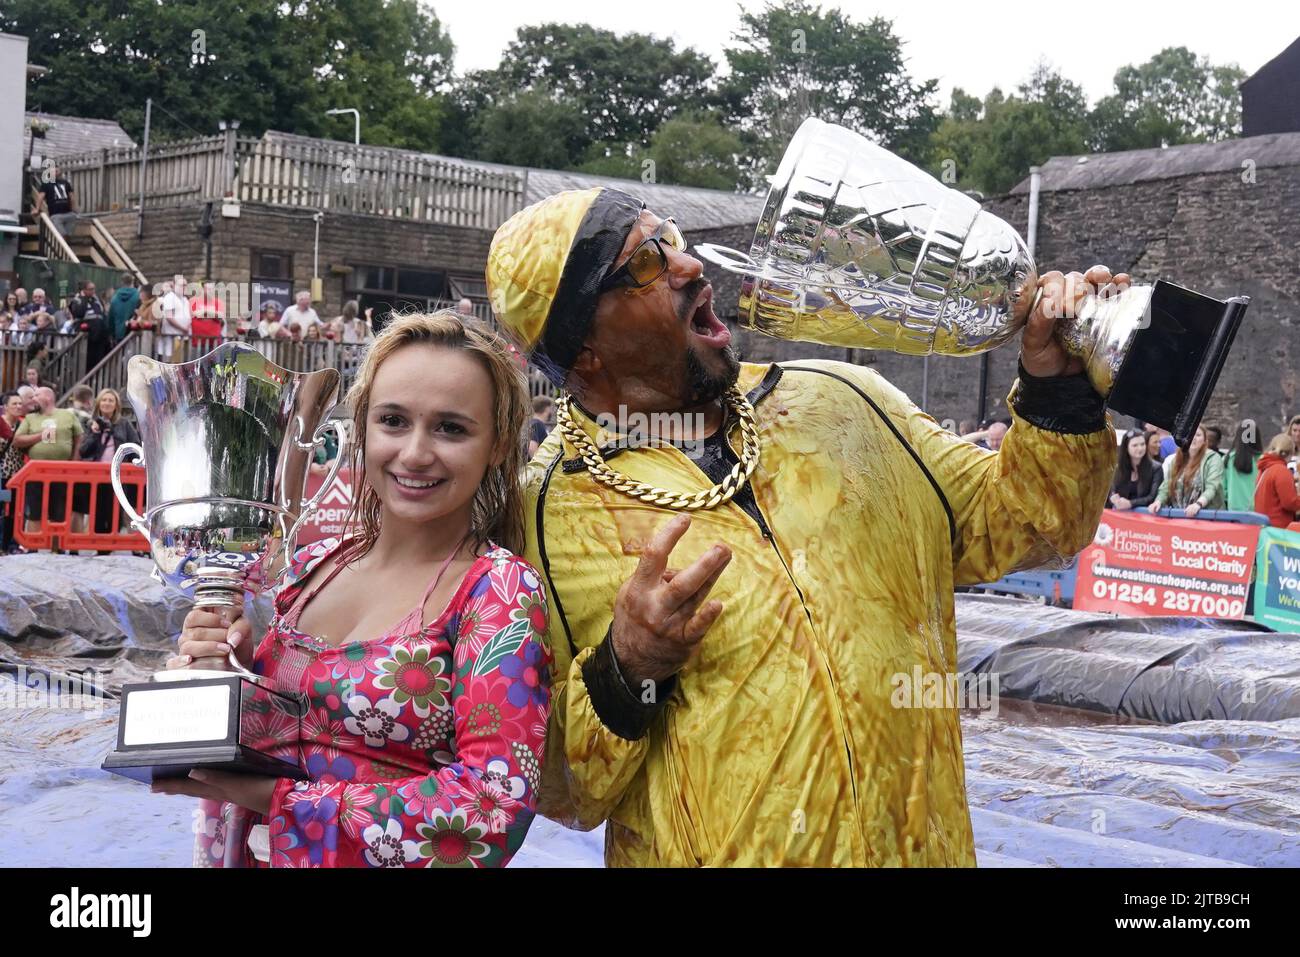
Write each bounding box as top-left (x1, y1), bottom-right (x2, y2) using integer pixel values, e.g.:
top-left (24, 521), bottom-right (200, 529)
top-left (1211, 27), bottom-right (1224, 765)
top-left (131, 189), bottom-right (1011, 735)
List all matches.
top-left (611, 514), bottom-right (731, 686)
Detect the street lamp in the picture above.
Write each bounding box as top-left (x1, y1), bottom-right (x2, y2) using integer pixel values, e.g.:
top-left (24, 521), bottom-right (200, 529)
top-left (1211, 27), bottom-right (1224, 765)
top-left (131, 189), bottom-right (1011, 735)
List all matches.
top-left (326, 108), bottom-right (360, 145)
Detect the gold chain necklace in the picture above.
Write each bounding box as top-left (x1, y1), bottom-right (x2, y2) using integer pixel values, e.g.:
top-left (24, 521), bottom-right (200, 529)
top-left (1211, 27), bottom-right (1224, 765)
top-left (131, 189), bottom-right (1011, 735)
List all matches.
top-left (556, 388), bottom-right (761, 510)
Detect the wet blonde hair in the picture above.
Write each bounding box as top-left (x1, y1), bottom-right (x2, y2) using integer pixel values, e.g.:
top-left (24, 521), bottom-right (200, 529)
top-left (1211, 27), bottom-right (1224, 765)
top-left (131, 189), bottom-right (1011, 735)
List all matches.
top-left (1265, 433), bottom-right (1296, 457)
top-left (343, 311), bottom-right (529, 557)
top-left (94, 388), bottom-right (122, 423)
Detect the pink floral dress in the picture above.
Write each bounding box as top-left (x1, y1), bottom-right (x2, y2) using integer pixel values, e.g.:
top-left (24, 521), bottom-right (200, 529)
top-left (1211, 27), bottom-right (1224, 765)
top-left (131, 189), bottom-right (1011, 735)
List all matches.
top-left (192, 537), bottom-right (552, 868)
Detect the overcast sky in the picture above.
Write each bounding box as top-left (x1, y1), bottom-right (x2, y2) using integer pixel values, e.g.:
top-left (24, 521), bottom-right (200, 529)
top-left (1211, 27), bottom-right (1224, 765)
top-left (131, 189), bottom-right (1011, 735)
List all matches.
top-left (433, 0), bottom-right (1299, 104)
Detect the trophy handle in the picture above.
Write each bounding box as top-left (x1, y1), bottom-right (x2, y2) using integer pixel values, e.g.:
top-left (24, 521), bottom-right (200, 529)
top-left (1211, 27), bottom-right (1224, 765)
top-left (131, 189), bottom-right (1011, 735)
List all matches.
top-left (285, 419), bottom-right (349, 551)
top-left (694, 243), bottom-right (763, 276)
top-left (171, 593), bottom-right (273, 685)
top-left (110, 442), bottom-right (148, 533)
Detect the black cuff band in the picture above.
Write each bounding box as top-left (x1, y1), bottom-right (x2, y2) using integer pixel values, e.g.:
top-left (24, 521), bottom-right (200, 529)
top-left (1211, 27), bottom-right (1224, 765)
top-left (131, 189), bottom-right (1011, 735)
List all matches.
top-left (1011, 360), bottom-right (1107, 435)
top-left (581, 626), bottom-right (675, 742)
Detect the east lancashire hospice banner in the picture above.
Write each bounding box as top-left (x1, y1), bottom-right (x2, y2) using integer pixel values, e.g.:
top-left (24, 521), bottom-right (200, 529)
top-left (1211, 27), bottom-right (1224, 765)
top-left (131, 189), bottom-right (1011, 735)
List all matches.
top-left (298, 467), bottom-right (354, 545)
top-left (1253, 526), bottom-right (1300, 632)
top-left (1074, 511), bottom-right (1261, 619)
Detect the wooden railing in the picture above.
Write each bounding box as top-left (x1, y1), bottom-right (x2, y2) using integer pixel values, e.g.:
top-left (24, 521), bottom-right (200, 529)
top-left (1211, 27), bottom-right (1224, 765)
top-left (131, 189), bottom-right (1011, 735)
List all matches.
top-left (528, 369), bottom-right (558, 402)
top-left (37, 212), bottom-right (79, 263)
top-left (426, 298), bottom-right (495, 325)
top-left (54, 330), bottom-right (558, 416)
top-left (41, 333), bottom-right (89, 397)
top-left (86, 218), bottom-right (148, 286)
top-left (58, 136), bottom-right (230, 213)
top-left (0, 332), bottom-right (87, 395)
top-left (56, 133), bottom-right (527, 230)
top-left (144, 335), bottom-right (370, 400)
top-left (1, 331), bottom-right (83, 392)
top-left (59, 331), bottom-right (142, 406)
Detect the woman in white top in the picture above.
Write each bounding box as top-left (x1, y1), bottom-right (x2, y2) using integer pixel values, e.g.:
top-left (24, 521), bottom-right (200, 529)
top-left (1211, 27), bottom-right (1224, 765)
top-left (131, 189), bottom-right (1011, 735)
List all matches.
top-left (339, 300), bottom-right (374, 344)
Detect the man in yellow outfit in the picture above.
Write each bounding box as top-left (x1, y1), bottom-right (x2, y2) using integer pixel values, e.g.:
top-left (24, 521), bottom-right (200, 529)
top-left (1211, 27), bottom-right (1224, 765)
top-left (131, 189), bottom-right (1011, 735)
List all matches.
top-left (486, 186), bottom-right (1120, 866)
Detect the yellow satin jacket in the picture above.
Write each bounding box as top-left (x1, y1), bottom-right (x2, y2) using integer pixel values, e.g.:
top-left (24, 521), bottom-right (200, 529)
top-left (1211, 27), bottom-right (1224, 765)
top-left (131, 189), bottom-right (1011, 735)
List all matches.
top-left (523, 360), bottom-right (1114, 866)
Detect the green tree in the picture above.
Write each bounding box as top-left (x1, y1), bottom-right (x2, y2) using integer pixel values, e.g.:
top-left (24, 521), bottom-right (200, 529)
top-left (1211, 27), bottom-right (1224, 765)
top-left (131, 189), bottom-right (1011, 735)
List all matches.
top-left (927, 64), bottom-right (1089, 196)
top-left (471, 87), bottom-right (590, 170)
top-left (719, 1), bottom-right (938, 187)
top-left (570, 113), bottom-right (745, 190)
top-left (927, 88), bottom-right (992, 190)
top-left (453, 23), bottom-right (717, 171)
top-left (1087, 47), bottom-right (1244, 151)
top-left (644, 113), bottom-right (744, 190)
top-left (4, 0), bottom-right (453, 150)
top-left (301, 0), bottom-right (455, 149)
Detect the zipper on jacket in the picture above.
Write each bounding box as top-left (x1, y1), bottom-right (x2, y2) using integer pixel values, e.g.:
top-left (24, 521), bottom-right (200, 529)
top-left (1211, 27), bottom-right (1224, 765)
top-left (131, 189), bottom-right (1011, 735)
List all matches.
top-left (709, 422), bottom-right (864, 826)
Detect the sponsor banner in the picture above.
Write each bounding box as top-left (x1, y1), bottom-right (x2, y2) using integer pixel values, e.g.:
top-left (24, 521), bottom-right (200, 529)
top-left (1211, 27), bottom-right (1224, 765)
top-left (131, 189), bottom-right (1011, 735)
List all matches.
top-left (1074, 511), bottom-right (1261, 619)
top-left (252, 278), bottom-right (292, 314)
top-left (298, 467), bottom-right (354, 545)
top-left (1253, 526), bottom-right (1300, 633)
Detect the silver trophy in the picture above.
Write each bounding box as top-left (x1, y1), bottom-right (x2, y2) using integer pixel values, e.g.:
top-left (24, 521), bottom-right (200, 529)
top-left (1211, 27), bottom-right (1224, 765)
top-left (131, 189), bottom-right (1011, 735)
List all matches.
top-left (101, 341), bottom-right (347, 783)
top-left (697, 117), bottom-right (1248, 445)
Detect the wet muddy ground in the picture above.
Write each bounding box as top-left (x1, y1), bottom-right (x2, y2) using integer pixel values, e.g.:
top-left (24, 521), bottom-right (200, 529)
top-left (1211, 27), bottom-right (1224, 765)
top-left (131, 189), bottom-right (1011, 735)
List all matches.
top-left (2, 556), bottom-right (1297, 867)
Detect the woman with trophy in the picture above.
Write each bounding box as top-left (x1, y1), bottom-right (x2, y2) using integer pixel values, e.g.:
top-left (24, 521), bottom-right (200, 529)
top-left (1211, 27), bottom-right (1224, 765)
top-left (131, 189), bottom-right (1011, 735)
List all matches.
top-left (152, 312), bottom-right (553, 868)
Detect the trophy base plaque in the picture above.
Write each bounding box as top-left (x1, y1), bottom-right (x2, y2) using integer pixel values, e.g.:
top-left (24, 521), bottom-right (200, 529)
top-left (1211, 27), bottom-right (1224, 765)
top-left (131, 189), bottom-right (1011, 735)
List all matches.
top-left (102, 743), bottom-right (309, 784)
top-left (101, 674), bottom-right (309, 784)
top-left (1106, 280), bottom-right (1250, 448)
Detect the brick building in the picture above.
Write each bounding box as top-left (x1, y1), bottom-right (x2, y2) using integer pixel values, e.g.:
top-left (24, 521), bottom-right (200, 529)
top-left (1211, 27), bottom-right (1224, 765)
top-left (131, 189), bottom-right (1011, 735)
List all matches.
top-left (67, 130), bottom-right (764, 325)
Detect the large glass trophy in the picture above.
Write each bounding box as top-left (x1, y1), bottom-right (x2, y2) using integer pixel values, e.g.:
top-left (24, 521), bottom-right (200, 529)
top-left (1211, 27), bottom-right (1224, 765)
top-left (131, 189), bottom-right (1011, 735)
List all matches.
top-left (100, 342), bottom-right (347, 783)
top-left (697, 117), bottom-right (1249, 445)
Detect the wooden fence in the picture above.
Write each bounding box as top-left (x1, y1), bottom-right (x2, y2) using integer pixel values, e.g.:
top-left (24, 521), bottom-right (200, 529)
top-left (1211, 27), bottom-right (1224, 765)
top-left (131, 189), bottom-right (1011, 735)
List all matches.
top-left (55, 133), bottom-right (525, 230)
top-left (57, 136), bottom-right (231, 213)
top-left (64, 331), bottom-right (141, 406)
top-left (0, 332), bottom-right (87, 395)
top-left (114, 334), bottom-right (369, 403)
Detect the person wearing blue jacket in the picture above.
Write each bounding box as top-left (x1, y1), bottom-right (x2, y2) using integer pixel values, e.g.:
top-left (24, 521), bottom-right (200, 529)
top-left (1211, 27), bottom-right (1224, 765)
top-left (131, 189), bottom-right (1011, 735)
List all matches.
top-left (106, 274), bottom-right (140, 343)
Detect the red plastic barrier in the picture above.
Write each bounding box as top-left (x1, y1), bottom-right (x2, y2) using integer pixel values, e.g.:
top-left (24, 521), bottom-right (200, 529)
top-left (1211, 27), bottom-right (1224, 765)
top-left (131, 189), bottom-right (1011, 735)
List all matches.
top-left (5, 460), bottom-right (148, 552)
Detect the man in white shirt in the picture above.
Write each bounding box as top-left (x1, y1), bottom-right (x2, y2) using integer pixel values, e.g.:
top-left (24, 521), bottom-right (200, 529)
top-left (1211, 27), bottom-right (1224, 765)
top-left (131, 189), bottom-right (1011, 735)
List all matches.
top-left (155, 275), bottom-right (193, 360)
top-left (281, 290), bottom-right (320, 334)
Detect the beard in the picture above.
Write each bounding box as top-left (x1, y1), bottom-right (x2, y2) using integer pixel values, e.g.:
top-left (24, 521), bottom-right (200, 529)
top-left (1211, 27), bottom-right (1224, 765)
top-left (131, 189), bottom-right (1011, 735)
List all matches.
top-left (684, 340), bottom-right (741, 406)
top-left (676, 276), bottom-right (741, 406)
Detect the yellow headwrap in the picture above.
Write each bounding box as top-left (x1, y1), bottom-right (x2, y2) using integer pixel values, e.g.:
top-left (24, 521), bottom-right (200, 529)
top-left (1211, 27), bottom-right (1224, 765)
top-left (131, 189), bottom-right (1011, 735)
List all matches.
top-left (486, 187), bottom-right (644, 386)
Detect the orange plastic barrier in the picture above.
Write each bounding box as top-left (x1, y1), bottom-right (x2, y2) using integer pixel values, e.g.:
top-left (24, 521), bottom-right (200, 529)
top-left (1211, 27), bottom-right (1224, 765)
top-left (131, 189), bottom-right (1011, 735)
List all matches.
top-left (4, 460), bottom-right (148, 552)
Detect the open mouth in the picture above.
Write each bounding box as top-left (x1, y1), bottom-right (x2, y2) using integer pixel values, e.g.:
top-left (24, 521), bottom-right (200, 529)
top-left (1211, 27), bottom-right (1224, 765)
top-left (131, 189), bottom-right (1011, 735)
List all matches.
top-left (686, 285), bottom-right (731, 349)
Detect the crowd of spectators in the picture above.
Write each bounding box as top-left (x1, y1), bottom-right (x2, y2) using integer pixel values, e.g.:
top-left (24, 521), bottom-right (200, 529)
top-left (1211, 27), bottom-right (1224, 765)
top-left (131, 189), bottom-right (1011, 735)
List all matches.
top-left (1099, 417), bottom-right (1300, 528)
top-left (0, 381), bottom-right (143, 554)
top-left (0, 284), bottom-right (526, 552)
top-left (2, 274), bottom-right (379, 376)
top-left (950, 411), bottom-right (1300, 529)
